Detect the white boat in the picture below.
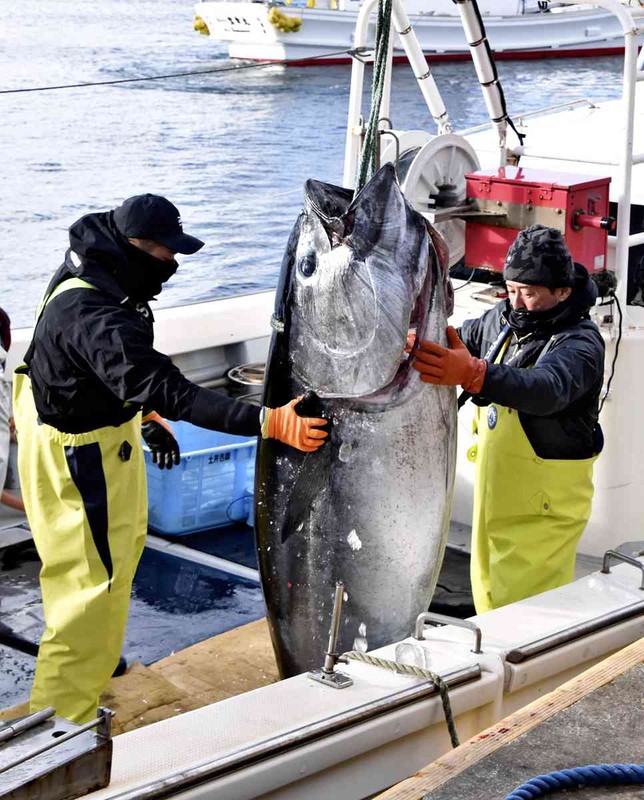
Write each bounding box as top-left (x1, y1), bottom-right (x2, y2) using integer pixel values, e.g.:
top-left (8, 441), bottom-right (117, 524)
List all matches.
top-left (2, 0), bottom-right (644, 797)
top-left (194, 0), bottom-right (641, 64)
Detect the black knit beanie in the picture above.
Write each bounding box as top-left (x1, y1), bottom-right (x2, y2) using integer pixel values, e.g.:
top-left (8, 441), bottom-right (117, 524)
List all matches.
top-left (504, 224), bottom-right (576, 288)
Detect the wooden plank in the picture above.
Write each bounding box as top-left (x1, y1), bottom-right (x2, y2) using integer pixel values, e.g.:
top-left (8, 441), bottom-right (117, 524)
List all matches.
top-left (149, 618), bottom-right (279, 706)
top-left (376, 638), bottom-right (644, 800)
top-left (0, 664), bottom-right (203, 735)
top-left (100, 662), bottom-right (204, 735)
top-left (0, 619), bottom-right (278, 736)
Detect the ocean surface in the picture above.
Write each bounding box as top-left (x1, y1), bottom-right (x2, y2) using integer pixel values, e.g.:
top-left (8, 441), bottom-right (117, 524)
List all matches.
top-left (0, 1), bottom-right (625, 328)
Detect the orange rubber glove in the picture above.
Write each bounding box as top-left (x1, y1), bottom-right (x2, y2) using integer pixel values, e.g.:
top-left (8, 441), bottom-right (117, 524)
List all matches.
top-left (262, 397), bottom-right (328, 453)
top-left (412, 326), bottom-right (487, 393)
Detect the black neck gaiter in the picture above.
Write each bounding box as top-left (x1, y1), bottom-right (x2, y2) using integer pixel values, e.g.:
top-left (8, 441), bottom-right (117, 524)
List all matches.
top-left (115, 236), bottom-right (178, 302)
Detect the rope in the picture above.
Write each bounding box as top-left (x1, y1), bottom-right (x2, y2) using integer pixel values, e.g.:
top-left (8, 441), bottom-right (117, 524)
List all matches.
top-left (355, 0), bottom-right (393, 193)
top-left (342, 651), bottom-right (460, 748)
top-left (505, 764), bottom-right (644, 800)
top-left (598, 289), bottom-right (622, 415)
top-left (0, 49), bottom-right (354, 96)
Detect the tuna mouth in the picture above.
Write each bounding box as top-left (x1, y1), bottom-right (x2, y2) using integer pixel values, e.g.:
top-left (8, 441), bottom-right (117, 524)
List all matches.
top-left (405, 294), bottom-right (424, 353)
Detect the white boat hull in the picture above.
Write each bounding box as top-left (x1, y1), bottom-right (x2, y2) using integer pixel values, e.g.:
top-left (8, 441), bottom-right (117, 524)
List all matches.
top-left (195, 2), bottom-right (630, 64)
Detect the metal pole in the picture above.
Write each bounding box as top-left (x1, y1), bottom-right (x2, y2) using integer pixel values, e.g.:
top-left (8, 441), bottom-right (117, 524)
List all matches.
top-left (343, 0), bottom-right (379, 187)
top-left (0, 708), bottom-right (55, 745)
top-left (615, 25), bottom-right (638, 312)
top-left (322, 582), bottom-right (346, 673)
top-left (390, 0), bottom-right (451, 134)
top-left (451, 0), bottom-right (508, 166)
top-left (343, 0), bottom-right (452, 187)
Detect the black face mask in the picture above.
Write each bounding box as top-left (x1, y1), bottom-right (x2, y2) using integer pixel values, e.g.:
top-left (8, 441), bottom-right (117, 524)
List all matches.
top-left (118, 240), bottom-right (178, 302)
top-left (508, 303), bottom-right (565, 334)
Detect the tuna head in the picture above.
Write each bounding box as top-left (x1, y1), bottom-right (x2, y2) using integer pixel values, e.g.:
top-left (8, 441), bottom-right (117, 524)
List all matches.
top-left (287, 163), bottom-right (432, 398)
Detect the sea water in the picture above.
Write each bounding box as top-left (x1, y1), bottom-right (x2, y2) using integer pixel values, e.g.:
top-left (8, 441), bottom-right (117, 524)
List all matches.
top-left (0, 0), bottom-right (623, 327)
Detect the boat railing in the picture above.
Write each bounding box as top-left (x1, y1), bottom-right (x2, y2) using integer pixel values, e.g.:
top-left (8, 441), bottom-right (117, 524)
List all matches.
top-left (561, 0), bottom-right (644, 309)
top-left (461, 98), bottom-right (597, 135)
top-left (343, 0), bottom-right (453, 186)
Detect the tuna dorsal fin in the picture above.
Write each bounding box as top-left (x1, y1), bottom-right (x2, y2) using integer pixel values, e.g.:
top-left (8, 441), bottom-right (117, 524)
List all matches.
top-left (347, 163), bottom-right (408, 257)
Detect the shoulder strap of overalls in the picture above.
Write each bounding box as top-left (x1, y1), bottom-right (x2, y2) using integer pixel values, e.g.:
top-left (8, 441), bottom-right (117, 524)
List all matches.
top-left (457, 323), bottom-right (512, 410)
top-left (21, 278), bottom-right (98, 371)
top-left (533, 334), bottom-right (557, 367)
top-left (34, 277), bottom-right (97, 321)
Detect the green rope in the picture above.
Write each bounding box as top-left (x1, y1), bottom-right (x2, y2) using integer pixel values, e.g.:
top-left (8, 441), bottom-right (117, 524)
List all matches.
top-left (342, 651), bottom-right (460, 748)
top-left (355, 0), bottom-right (393, 194)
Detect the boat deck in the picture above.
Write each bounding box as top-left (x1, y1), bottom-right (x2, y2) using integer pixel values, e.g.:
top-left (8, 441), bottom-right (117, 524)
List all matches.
top-left (0, 514), bottom-right (478, 734)
top-left (0, 504), bottom-right (604, 736)
top-left (377, 638), bottom-right (644, 800)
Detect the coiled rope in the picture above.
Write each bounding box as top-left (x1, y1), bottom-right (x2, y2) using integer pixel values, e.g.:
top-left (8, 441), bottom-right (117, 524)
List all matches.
top-left (342, 651), bottom-right (460, 748)
top-left (355, 0), bottom-right (393, 192)
top-left (505, 763), bottom-right (644, 800)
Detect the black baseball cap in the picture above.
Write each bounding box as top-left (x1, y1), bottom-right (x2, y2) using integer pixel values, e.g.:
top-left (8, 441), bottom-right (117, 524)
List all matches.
top-left (113, 194), bottom-right (205, 255)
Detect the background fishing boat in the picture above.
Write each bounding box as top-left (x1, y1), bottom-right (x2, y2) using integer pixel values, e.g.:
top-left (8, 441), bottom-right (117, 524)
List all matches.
top-left (193, 0), bottom-right (642, 64)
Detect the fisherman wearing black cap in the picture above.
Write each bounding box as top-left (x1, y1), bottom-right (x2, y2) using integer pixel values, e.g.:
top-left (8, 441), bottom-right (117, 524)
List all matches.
top-left (12, 194), bottom-right (327, 724)
top-left (412, 225), bottom-right (605, 613)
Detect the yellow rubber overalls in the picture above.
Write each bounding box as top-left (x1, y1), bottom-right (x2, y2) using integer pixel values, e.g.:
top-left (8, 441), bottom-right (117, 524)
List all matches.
top-left (13, 278), bottom-right (148, 723)
top-left (469, 337), bottom-right (596, 614)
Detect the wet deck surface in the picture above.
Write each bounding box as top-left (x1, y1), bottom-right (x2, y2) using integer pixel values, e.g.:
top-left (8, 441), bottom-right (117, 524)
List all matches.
top-left (0, 526), bottom-right (266, 712)
top-left (0, 517), bottom-right (477, 722)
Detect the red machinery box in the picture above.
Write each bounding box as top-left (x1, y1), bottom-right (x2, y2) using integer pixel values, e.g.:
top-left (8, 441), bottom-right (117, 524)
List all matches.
top-left (464, 166), bottom-right (612, 275)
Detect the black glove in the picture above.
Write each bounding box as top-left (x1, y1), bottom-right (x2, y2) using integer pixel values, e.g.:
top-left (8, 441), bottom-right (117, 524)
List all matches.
top-left (0, 307), bottom-right (11, 352)
top-left (141, 415), bottom-right (180, 470)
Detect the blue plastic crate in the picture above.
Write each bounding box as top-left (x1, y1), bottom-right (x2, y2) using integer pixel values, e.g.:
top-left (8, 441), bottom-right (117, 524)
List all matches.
top-left (144, 420), bottom-right (257, 535)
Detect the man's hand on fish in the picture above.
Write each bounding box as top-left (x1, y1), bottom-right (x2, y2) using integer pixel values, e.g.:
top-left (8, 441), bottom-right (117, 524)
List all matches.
top-left (412, 326), bottom-right (487, 393)
top-left (262, 397), bottom-right (328, 453)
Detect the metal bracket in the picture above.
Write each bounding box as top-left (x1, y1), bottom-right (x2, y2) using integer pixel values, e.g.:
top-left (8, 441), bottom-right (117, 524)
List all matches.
top-left (416, 202), bottom-right (506, 225)
top-left (308, 582), bottom-right (354, 689)
top-left (414, 611), bottom-right (483, 654)
top-left (601, 549), bottom-right (644, 590)
top-left (308, 668), bottom-right (354, 689)
top-left (349, 46), bottom-right (374, 63)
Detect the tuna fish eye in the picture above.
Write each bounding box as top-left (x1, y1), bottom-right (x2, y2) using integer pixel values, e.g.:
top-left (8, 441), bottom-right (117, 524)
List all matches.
top-left (299, 253), bottom-right (317, 278)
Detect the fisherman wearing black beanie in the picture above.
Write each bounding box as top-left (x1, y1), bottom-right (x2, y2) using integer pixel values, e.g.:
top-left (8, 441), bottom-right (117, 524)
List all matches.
top-left (412, 224), bottom-right (605, 614)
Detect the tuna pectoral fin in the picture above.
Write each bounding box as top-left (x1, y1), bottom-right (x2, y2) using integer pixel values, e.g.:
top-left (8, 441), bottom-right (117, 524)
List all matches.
top-left (281, 443), bottom-right (333, 543)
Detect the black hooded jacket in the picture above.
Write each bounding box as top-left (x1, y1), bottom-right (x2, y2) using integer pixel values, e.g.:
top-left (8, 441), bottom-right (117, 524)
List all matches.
top-left (459, 266), bottom-right (605, 460)
top-left (24, 211), bottom-right (261, 436)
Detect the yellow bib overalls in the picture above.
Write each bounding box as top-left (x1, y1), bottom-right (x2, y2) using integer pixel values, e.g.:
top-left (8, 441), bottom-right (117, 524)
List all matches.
top-left (13, 278), bottom-right (148, 723)
top-left (469, 338), bottom-right (597, 613)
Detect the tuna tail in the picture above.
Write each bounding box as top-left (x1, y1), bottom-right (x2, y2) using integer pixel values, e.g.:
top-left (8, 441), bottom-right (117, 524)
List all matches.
top-left (303, 180), bottom-right (354, 239)
top-left (303, 163), bottom-right (408, 254)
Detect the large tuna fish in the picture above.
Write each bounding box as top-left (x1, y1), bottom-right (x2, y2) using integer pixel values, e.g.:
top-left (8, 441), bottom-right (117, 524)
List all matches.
top-left (255, 163), bottom-right (457, 678)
